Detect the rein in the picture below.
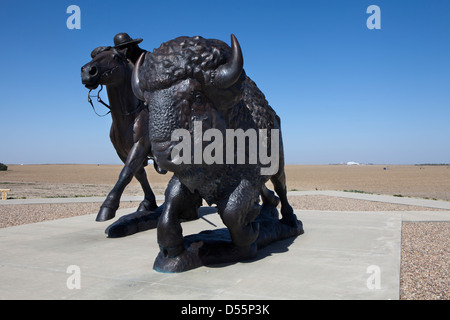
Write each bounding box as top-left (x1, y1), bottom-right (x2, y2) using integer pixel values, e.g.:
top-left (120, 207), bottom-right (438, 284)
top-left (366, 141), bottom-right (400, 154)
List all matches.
top-left (88, 85), bottom-right (111, 117)
top-left (87, 84), bottom-right (147, 117)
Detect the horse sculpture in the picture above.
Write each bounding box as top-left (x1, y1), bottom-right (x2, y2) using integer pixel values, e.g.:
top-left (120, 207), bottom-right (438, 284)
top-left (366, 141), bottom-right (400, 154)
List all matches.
top-left (81, 46), bottom-right (162, 222)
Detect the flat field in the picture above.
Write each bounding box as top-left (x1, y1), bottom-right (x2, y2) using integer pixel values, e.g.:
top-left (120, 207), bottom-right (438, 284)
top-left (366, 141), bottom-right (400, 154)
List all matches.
top-left (1, 164), bottom-right (449, 200)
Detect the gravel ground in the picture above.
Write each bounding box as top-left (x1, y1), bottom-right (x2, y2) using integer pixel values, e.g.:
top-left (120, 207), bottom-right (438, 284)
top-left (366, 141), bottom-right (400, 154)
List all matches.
top-left (0, 195), bottom-right (444, 229)
top-left (2, 181), bottom-right (165, 200)
top-left (287, 195), bottom-right (444, 212)
top-left (400, 222), bottom-right (449, 300)
top-left (0, 201), bottom-right (141, 228)
top-left (0, 195), bottom-right (448, 300)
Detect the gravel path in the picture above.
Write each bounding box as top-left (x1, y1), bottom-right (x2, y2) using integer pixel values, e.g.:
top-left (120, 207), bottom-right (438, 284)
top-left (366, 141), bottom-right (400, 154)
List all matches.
top-left (0, 195), bottom-right (448, 300)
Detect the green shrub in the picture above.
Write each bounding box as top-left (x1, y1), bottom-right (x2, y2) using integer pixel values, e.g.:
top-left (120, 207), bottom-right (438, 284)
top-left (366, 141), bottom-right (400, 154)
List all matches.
top-left (0, 163), bottom-right (7, 171)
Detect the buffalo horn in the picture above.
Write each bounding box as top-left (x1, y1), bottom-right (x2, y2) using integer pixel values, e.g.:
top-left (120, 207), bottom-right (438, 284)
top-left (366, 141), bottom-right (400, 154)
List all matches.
top-left (132, 52), bottom-right (145, 101)
top-left (213, 34), bottom-right (244, 89)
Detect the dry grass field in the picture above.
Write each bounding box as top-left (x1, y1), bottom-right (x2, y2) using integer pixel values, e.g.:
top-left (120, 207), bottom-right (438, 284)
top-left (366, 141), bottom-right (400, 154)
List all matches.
top-left (1, 164), bottom-right (449, 200)
top-left (283, 164), bottom-right (450, 201)
top-left (0, 164), bottom-right (168, 199)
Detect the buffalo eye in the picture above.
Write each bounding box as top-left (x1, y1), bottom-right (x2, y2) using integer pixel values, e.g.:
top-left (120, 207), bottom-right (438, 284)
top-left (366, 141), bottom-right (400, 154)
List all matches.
top-left (194, 92), bottom-right (203, 104)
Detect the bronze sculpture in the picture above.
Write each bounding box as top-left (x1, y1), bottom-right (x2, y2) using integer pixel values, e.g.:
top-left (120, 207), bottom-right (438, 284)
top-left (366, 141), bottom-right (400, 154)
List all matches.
top-left (80, 34), bottom-right (280, 238)
top-left (81, 45), bottom-right (159, 221)
top-left (80, 37), bottom-right (200, 234)
top-left (81, 43), bottom-right (200, 230)
top-left (132, 34), bottom-right (303, 272)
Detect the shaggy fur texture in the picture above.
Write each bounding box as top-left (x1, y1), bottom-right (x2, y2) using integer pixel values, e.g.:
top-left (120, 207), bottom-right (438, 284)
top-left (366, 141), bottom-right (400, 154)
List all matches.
top-left (139, 36), bottom-right (230, 90)
top-left (139, 36), bottom-right (279, 136)
top-left (136, 35), bottom-right (284, 203)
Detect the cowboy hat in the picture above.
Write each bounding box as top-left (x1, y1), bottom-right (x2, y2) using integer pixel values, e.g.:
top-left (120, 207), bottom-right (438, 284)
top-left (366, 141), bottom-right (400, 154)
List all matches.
top-left (113, 33), bottom-right (143, 48)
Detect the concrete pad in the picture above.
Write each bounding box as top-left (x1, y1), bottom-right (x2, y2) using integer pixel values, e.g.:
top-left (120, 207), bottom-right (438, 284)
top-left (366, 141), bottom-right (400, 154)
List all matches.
top-left (0, 208), bottom-right (401, 300)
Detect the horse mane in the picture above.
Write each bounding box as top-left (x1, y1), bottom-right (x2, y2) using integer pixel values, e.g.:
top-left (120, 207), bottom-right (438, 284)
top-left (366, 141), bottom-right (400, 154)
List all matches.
top-left (90, 46), bottom-right (127, 62)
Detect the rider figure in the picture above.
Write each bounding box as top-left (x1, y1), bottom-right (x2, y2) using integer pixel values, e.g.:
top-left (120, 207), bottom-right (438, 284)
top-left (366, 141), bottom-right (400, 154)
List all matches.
top-left (113, 33), bottom-right (146, 65)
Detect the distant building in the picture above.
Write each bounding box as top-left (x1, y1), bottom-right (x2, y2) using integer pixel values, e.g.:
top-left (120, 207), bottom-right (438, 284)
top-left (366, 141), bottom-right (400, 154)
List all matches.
top-left (346, 161), bottom-right (360, 166)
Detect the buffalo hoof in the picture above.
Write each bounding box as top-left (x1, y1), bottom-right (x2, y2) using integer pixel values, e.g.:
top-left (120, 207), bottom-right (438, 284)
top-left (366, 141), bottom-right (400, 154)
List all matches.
top-left (180, 206), bottom-right (199, 222)
top-left (262, 190), bottom-right (280, 207)
top-left (153, 233), bottom-right (257, 273)
top-left (280, 207), bottom-right (299, 228)
top-left (280, 214), bottom-right (299, 228)
top-left (96, 206), bottom-right (116, 222)
top-left (152, 205), bottom-right (303, 273)
top-left (230, 222), bottom-right (260, 247)
top-left (159, 243), bottom-right (186, 259)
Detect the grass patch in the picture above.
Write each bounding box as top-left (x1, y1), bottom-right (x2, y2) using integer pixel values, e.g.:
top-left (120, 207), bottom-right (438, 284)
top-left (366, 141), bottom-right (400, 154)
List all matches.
top-left (343, 190), bottom-right (373, 195)
top-left (0, 182), bottom-right (37, 185)
top-left (43, 194), bottom-right (106, 199)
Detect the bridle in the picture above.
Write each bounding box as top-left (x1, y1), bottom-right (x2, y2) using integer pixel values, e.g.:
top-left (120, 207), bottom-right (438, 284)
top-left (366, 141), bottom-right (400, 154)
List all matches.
top-left (87, 84), bottom-right (147, 117)
top-left (86, 48), bottom-right (147, 117)
top-left (88, 85), bottom-right (111, 117)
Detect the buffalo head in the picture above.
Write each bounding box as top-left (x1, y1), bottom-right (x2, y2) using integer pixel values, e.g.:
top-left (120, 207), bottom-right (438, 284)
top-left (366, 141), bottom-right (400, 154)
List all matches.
top-left (132, 35), bottom-right (246, 173)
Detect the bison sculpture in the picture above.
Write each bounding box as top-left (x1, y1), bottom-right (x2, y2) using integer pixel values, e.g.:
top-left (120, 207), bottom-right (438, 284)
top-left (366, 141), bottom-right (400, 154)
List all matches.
top-left (131, 34), bottom-right (303, 271)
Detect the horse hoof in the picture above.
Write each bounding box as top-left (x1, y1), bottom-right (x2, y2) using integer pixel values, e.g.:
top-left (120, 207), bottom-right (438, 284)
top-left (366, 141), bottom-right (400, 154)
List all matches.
top-left (96, 206), bottom-right (116, 221)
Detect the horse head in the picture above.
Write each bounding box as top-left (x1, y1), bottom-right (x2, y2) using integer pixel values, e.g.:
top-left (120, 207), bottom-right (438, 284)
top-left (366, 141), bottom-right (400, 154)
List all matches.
top-left (81, 46), bottom-right (131, 90)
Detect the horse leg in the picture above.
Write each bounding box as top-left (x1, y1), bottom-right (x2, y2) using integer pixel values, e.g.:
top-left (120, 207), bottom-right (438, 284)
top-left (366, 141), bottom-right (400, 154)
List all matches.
top-left (96, 165), bottom-right (135, 221)
top-left (96, 139), bottom-right (150, 221)
top-left (134, 166), bottom-right (158, 212)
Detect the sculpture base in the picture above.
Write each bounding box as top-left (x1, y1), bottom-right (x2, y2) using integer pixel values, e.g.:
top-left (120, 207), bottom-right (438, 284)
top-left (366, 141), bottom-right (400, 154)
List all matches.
top-left (105, 204), bottom-right (202, 238)
top-left (105, 206), bottom-right (164, 238)
top-left (153, 204), bottom-right (304, 273)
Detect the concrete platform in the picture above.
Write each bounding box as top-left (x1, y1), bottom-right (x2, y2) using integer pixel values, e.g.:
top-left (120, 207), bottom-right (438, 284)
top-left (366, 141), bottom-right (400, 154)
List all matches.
top-left (0, 192), bottom-right (449, 300)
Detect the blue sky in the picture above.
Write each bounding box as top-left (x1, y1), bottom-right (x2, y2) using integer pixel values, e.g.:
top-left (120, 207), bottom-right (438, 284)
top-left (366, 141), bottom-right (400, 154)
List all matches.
top-left (1, 0), bottom-right (449, 165)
